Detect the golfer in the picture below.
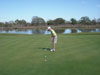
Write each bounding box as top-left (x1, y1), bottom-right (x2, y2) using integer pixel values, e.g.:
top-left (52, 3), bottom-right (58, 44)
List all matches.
top-left (48, 26), bottom-right (57, 51)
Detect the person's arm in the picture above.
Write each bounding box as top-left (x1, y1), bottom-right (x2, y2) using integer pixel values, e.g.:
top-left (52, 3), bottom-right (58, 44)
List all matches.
top-left (51, 36), bottom-right (53, 40)
top-left (51, 35), bottom-right (55, 41)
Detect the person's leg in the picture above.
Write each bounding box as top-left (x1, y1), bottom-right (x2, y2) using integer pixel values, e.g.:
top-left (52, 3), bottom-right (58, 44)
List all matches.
top-left (52, 36), bottom-right (56, 51)
top-left (50, 36), bottom-right (57, 51)
top-left (53, 42), bottom-right (55, 50)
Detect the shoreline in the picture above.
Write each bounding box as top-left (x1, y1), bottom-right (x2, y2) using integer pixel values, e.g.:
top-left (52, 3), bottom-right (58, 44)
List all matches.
top-left (0, 25), bottom-right (100, 29)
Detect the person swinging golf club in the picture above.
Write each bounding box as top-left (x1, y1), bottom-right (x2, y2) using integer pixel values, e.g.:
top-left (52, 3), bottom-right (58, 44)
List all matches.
top-left (47, 26), bottom-right (57, 52)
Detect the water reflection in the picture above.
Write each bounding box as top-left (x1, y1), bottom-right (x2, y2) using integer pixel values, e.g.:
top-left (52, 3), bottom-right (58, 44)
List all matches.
top-left (63, 28), bottom-right (100, 34)
top-left (44, 30), bottom-right (51, 34)
top-left (63, 29), bottom-right (71, 34)
top-left (77, 29), bottom-right (82, 33)
top-left (0, 28), bottom-right (100, 34)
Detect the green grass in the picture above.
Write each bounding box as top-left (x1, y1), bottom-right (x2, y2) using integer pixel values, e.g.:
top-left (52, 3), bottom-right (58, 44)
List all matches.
top-left (0, 33), bottom-right (100, 75)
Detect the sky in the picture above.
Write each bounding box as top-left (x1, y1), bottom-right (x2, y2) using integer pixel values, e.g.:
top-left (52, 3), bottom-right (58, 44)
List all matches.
top-left (0, 0), bottom-right (100, 22)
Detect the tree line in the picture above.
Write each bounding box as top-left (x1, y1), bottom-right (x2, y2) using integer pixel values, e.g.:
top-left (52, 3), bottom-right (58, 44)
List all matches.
top-left (0, 16), bottom-right (100, 27)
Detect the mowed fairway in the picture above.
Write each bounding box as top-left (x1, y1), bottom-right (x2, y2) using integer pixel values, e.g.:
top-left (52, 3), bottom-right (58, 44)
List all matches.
top-left (0, 33), bottom-right (100, 75)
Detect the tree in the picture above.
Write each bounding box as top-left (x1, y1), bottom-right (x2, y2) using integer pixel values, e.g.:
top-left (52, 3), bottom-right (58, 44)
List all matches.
top-left (7, 21), bottom-right (16, 27)
top-left (91, 19), bottom-right (97, 25)
top-left (79, 16), bottom-right (91, 25)
top-left (26, 22), bottom-right (31, 26)
top-left (54, 18), bottom-right (65, 25)
top-left (21, 20), bottom-right (27, 26)
top-left (47, 20), bottom-right (55, 25)
top-left (70, 18), bottom-right (78, 25)
top-left (31, 16), bottom-right (46, 26)
top-left (97, 18), bottom-right (100, 24)
top-left (15, 19), bottom-right (27, 26)
top-left (0, 22), bottom-right (5, 27)
top-left (5, 22), bottom-right (9, 27)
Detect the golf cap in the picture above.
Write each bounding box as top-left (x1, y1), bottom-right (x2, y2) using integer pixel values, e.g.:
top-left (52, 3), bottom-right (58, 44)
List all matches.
top-left (47, 26), bottom-right (51, 30)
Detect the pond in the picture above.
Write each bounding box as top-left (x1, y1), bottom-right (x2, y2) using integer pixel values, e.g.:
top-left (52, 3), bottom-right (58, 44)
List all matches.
top-left (0, 28), bottom-right (100, 35)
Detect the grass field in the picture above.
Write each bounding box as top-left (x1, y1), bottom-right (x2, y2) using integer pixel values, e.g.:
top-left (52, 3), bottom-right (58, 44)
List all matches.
top-left (0, 33), bottom-right (100, 75)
